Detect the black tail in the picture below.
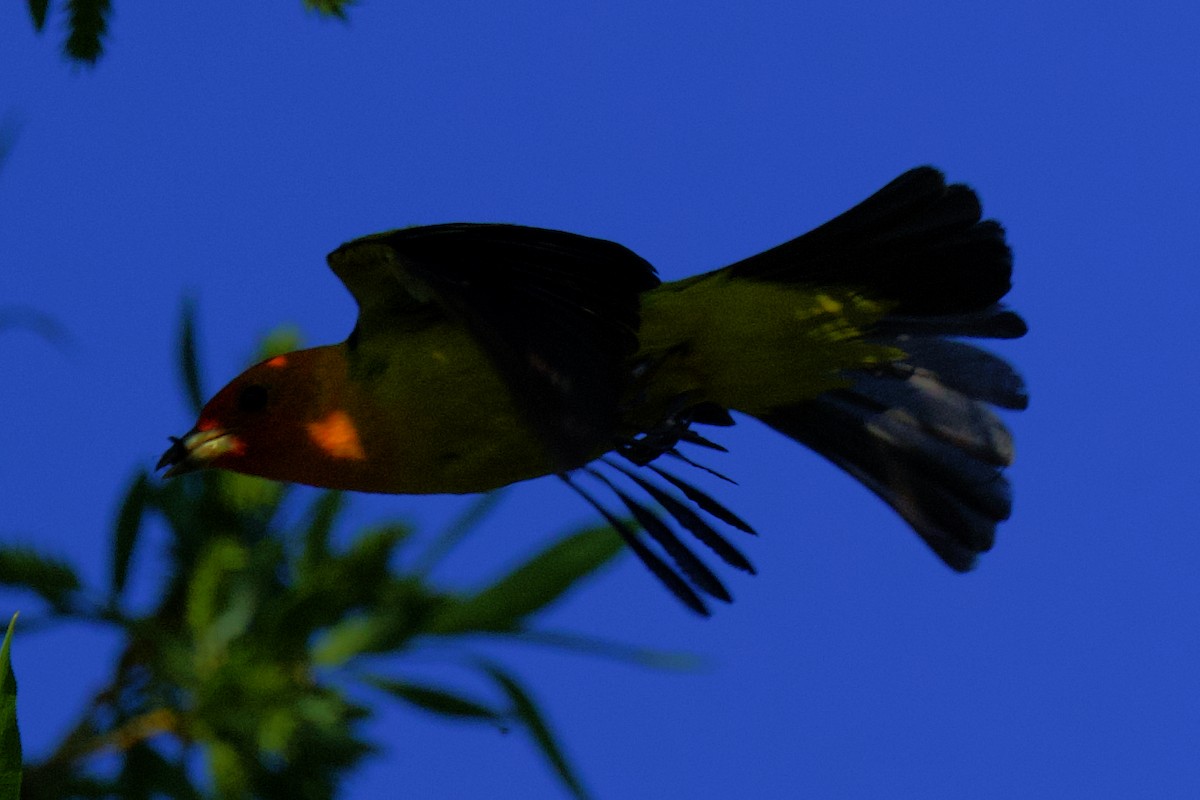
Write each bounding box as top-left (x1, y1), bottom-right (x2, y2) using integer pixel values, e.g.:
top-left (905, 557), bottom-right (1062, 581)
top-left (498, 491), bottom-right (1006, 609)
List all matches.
top-left (736, 167), bottom-right (1027, 570)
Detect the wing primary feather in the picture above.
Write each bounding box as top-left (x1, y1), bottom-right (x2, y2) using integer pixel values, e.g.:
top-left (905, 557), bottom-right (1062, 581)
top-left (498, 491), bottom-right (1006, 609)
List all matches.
top-left (678, 430), bottom-right (730, 452)
top-left (587, 468), bottom-right (732, 603)
top-left (607, 464), bottom-right (756, 574)
top-left (660, 451), bottom-right (738, 485)
top-left (559, 474), bottom-right (710, 615)
top-left (646, 465), bottom-right (756, 535)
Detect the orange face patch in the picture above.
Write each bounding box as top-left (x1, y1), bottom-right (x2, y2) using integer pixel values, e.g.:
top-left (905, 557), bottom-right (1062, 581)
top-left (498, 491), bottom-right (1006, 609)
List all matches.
top-left (266, 355), bottom-right (289, 368)
top-left (305, 410), bottom-right (367, 460)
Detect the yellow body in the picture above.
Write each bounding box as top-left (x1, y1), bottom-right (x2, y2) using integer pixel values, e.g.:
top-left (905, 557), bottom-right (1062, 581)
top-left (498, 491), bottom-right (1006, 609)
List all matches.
top-left (191, 272), bottom-right (899, 495)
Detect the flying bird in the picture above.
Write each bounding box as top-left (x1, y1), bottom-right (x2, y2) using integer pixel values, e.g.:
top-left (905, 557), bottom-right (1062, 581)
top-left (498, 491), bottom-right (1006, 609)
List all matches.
top-left (158, 167), bottom-right (1027, 614)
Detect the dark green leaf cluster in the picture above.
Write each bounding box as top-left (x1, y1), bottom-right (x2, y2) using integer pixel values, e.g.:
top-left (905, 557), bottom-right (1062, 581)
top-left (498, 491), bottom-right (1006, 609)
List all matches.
top-left (24, 1), bottom-right (356, 66)
top-left (23, 0), bottom-right (113, 65)
top-left (0, 306), bottom-right (671, 799)
top-left (63, 0), bottom-right (111, 65)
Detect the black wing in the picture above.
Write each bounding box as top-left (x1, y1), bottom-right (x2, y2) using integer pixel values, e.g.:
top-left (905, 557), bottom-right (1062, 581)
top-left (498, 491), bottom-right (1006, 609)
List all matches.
top-left (327, 223), bottom-right (660, 469)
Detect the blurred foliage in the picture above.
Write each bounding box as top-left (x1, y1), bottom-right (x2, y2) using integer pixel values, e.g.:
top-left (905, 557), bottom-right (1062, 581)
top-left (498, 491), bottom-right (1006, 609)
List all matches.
top-left (1, 117), bottom-right (18, 173)
top-left (0, 307), bottom-right (73, 351)
top-left (63, 0), bottom-right (111, 64)
top-left (24, 0), bottom-right (356, 66)
top-left (301, 1), bottom-right (357, 20)
top-left (1, 615), bottom-right (20, 798)
top-left (0, 306), bottom-right (687, 799)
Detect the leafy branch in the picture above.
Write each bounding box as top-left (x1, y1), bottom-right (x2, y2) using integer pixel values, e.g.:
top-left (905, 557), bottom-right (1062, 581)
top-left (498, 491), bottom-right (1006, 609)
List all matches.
top-left (0, 305), bottom-right (688, 799)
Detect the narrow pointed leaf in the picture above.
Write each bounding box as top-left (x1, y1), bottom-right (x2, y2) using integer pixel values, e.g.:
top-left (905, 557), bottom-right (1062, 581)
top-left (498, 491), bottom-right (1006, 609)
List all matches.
top-left (426, 524), bottom-right (624, 633)
top-left (311, 616), bottom-right (381, 667)
top-left (509, 629), bottom-right (704, 671)
top-left (0, 306), bottom-right (73, 351)
top-left (341, 525), bottom-right (410, 583)
top-left (27, 0), bottom-right (49, 31)
top-left (185, 539), bottom-right (248, 636)
top-left (216, 471), bottom-right (287, 518)
top-left (116, 742), bottom-right (201, 800)
top-left (484, 665), bottom-right (589, 800)
top-left (0, 119), bottom-right (15, 174)
top-left (254, 324), bottom-right (303, 362)
top-left (412, 491), bottom-right (505, 576)
top-left (110, 471), bottom-right (150, 600)
top-left (366, 676), bottom-right (502, 721)
top-left (0, 615), bottom-right (20, 800)
top-left (178, 298), bottom-right (204, 416)
top-left (303, 0), bottom-right (357, 19)
top-left (299, 491), bottom-right (345, 571)
top-left (0, 548), bottom-right (81, 611)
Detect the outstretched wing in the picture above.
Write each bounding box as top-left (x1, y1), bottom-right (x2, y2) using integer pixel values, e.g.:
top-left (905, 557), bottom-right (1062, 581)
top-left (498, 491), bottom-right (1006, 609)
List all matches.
top-left (326, 223), bottom-right (660, 469)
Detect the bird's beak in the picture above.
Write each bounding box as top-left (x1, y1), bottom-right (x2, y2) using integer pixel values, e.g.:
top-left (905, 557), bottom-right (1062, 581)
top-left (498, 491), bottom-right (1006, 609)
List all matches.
top-left (156, 427), bottom-right (241, 477)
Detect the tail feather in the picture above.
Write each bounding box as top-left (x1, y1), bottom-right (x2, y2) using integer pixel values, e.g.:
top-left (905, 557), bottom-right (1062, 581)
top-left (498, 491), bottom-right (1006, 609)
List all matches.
top-left (846, 371), bottom-right (1013, 466)
top-left (759, 393), bottom-right (1009, 570)
top-left (735, 167), bottom-right (1026, 570)
top-left (727, 168), bottom-right (1014, 316)
top-left (873, 306), bottom-right (1026, 340)
top-left (879, 337), bottom-right (1028, 410)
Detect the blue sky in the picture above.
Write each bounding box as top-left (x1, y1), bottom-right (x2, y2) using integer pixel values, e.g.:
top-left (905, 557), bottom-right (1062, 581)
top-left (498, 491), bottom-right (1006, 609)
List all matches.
top-left (3, 1), bottom-right (1198, 797)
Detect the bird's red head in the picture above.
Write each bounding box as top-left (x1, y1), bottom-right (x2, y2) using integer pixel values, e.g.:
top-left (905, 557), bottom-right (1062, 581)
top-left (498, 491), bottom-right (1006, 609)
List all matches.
top-left (157, 346), bottom-right (368, 487)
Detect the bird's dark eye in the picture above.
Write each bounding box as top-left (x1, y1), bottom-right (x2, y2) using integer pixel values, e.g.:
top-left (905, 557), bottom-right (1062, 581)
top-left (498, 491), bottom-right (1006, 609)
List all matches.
top-left (237, 384), bottom-right (269, 413)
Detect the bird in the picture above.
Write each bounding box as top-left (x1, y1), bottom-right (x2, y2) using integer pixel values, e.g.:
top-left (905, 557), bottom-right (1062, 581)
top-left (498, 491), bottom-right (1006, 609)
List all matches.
top-left (157, 166), bottom-right (1027, 615)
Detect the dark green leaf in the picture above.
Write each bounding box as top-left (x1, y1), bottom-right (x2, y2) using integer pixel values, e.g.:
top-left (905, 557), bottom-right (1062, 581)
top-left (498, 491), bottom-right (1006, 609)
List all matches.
top-left (115, 742), bottom-right (201, 800)
top-left (303, 0), bottom-right (355, 19)
top-left (299, 491), bottom-right (345, 572)
top-left (484, 665), bottom-right (588, 799)
top-left (0, 548), bottom-right (81, 611)
top-left (27, 0), bottom-right (49, 31)
top-left (366, 676), bottom-right (502, 721)
top-left (208, 741), bottom-right (250, 798)
top-left (307, 578), bottom-right (442, 663)
top-left (340, 525), bottom-right (410, 582)
top-left (0, 615), bottom-right (20, 799)
top-left (254, 325), bottom-right (302, 362)
top-left (507, 630), bottom-right (704, 671)
top-left (178, 298), bottom-right (204, 417)
top-left (110, 471), bottom-right (151, 601)
top-left (216, 470), bottom-right (287, 518)
top-left (310, 615), bottom-right (381, 666)
top-left (0, 306), bottom-right (73, 350)
top-left (0, 117), bottom-right (15, 174)
top-left (64, 0), bottom-right (111, 65)
top-left (425, 526), bottom-right (623, 634)
top-left (185, 538), bottom-right (249, 636)
top-left (412, 491), bottom-right (505, 576)
top-left (21, 771), bottom-right (111, 799)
